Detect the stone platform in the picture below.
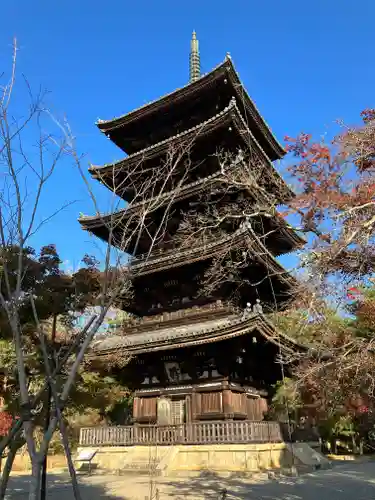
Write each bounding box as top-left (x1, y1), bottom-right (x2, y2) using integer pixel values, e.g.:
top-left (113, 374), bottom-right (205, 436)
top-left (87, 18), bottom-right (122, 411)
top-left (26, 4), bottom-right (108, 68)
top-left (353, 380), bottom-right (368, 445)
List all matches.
top-left (76, 442), bottom-right (329, 476)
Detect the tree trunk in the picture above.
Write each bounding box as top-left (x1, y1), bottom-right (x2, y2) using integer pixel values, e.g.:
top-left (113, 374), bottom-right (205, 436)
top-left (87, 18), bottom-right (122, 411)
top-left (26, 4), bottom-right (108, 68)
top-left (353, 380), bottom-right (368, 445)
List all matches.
top-left (0, 316), bottom-right (97, 458)
top-left (0, 433), bottom-right (24, 499)
top-left (40, 383), bottom-right (51, 499)
top-left (40, 313), bottom-right (57, 500)
top-left (29, 460), bottom-right (42, 500)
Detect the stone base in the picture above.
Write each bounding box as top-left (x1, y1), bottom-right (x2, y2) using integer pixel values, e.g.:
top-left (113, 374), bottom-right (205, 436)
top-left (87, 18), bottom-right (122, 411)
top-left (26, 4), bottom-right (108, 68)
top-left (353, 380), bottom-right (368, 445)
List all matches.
top-left (11, 453), bottom-right (67, 472)
top-left (171, 443), bottom-right (289, 473)
top-left (76, 442), bottom-right (329, 476)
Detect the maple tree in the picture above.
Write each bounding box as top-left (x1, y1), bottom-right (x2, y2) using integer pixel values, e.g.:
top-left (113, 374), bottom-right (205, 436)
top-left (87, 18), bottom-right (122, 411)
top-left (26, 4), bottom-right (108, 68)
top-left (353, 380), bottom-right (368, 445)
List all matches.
top-left (0, 245), bottom-right (101, 341)
top-left (0, 244), bottom-right (109, 437)
top-left (0, 412), bottom-right (13, 438)
top-left (285, 109), bottom-right (375, 281)
top-left (273, 109), bottom-right (375, 447)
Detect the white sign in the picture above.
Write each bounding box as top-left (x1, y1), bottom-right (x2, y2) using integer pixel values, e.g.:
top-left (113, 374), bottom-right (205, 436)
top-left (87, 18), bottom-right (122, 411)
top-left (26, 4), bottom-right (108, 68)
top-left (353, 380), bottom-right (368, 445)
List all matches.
top-left (76, 449), bottom-right (97, 462)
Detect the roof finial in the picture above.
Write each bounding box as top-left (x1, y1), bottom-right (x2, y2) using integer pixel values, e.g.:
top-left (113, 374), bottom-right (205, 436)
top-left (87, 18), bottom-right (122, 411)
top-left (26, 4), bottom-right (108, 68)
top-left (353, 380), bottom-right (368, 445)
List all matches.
top-left (190, 31), bottom-right (200, 83)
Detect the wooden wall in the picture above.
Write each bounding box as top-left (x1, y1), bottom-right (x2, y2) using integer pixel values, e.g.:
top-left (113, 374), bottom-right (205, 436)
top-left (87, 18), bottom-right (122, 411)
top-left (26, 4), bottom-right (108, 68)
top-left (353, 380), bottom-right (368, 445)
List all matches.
top-left (247, 396), bottom-right (268, 421)
top-left (133, 396), bottom-right (157, 423)
top-left (133, 390), bottom-right (268, 424)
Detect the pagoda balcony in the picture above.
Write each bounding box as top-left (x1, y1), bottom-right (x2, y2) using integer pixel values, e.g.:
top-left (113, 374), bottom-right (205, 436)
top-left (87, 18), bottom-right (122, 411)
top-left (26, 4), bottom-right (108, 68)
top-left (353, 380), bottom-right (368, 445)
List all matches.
top-left (79, 420), bottom-right (286, 447)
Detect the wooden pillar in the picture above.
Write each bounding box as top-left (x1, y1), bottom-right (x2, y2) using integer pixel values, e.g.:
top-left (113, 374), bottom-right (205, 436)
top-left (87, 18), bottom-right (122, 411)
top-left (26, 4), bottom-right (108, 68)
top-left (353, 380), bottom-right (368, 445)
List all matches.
top-left (191, 390), bottom-right (201, 421)
top-left (260, 397), bottom-right (268, 420)
top-left (222, 389), bottom-right (233, 419)
top-left (133, 396), bottom-right (140, 422)
top-left (241, 393), bottom-right (247, 415)
top-left (185, 395), bottom-right (192, 423)
top-left (246, 396), bottom-right (255, 420)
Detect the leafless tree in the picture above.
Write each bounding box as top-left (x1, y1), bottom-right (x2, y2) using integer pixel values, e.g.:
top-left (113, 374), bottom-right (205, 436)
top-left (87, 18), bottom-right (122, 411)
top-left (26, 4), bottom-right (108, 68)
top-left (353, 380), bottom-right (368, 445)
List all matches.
top-left (170, 141), bottom-right (304, 311)
top-left (0, 39), bottom-right (204, 499)
top-left (0, 39), bottom-right (117, 499)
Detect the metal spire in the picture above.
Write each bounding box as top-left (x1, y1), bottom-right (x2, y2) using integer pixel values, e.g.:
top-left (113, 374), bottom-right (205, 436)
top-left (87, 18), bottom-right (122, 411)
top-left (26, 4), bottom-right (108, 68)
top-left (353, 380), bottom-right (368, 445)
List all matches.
top-left (189, 31), bottom-right (200, 83)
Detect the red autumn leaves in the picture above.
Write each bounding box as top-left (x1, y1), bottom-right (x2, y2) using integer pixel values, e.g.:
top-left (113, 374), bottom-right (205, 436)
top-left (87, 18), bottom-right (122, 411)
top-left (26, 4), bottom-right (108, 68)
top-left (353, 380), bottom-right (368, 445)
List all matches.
top-left (0, 411), bottom-right (13, 437)
top-left (284, 109), bottom-right (375, 278)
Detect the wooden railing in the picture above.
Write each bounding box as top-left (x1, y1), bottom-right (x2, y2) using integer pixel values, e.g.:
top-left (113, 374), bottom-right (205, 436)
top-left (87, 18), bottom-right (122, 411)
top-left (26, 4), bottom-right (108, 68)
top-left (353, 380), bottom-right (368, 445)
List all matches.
top-left (79, 421), bottom-right (284, 447)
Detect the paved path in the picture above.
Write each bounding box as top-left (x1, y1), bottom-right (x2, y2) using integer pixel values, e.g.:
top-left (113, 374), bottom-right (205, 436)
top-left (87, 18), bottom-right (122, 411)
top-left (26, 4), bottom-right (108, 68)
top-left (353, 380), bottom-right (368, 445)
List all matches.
top-left (5, 461), bottom-right (375, 499)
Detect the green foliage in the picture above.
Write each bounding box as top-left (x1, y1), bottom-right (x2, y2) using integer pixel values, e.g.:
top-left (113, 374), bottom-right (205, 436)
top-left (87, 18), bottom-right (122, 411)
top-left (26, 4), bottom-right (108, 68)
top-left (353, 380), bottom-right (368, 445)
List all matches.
top-left (0, 339), bottom-right (16, 372)
top-left (0, 244), bottom-right (103, 419)
top-left (269, 377), bottom-right (302, 421)
top-left (273, 308), bottom-right (353, 345)
top-left (0, 244), bottom-right (101, 339)
top-left (69, 371), bottom-right (128, 415)
top-left (107, 394), bottom-right (134, 425)
top-left (0, 243), bottom-right (131, 453)
top-left (64, 370), bottom-right (132, 444)
top-left (272, 284), bottom-right (375, 441)
top-left (332, 415), bottom-right (356, 437)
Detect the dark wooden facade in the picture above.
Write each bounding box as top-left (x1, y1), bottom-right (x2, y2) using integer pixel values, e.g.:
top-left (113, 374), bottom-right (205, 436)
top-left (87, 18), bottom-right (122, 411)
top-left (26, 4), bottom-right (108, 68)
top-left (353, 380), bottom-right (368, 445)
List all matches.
top-left (88, 303), bottom-right (303, 425)
top-left (82, 39), bottom-right (304, 429)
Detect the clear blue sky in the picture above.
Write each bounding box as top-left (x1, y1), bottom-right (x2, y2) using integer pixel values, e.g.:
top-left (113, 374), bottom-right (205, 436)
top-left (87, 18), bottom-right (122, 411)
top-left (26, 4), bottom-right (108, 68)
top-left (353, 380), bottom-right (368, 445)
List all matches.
top-left (1, 0), bottom-right (373, 271)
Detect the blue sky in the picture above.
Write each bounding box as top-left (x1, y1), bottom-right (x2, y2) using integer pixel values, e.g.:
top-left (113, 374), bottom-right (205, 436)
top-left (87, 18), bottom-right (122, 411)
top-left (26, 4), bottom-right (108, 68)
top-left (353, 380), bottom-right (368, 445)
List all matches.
top-left (0, 0), bottom-right (374, 271)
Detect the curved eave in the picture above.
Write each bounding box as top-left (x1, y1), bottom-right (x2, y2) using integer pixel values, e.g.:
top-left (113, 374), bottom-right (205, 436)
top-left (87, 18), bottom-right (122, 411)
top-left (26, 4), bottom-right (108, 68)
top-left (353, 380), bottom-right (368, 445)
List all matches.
top-left (91, 101), bottom-right (236, 174)
top-left (91, 100), bottom-right (294, 202)
top-left (278, 224), bottom-right (306, 249)
top-left (96, 57), bottom-right (285, 161)
top-left (129, 228), bottom-right (297, 289)
top-left (95, 58), bottom-right (230, 131)
top-left (225, 59), bottom-right (286, 159)
top-left (88, 312), bottom-right (305, 357)
top-left (78, 220), bottom-right (300, 283)
top-left (79, 201), bottom-right (305, 256)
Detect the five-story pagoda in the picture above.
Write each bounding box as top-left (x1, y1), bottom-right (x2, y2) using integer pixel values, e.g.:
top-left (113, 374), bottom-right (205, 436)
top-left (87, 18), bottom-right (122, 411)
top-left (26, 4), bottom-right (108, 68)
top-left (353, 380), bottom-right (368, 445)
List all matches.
top-left (80, 33), bottom-right (304, 427)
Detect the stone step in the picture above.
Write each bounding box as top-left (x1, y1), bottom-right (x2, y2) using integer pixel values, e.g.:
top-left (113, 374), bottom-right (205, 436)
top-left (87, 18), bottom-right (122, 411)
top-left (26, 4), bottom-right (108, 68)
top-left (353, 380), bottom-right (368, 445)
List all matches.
top-left (116, 460), bottom-right (162, 476)
top-left (125, 460), bottom-right (160, 468)
top-left (116, 468), bottom-right (162, 476)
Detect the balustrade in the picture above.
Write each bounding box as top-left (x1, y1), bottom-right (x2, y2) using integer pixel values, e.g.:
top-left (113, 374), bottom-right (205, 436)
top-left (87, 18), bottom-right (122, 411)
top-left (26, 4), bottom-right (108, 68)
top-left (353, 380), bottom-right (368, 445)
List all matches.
top-left (79, 420), bottom-right (284, 446)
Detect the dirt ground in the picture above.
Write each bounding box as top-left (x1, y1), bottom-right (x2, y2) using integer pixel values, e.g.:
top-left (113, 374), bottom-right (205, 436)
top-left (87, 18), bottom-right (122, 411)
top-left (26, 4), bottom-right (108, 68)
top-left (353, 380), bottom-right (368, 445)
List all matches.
top-left (5, 460), bottom-right (375, 499)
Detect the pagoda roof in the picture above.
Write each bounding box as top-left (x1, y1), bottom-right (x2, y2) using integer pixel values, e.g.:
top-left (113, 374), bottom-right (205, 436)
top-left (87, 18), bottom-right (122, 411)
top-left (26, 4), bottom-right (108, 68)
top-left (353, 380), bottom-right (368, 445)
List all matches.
top-left (96, 57), bottom-right (285, 161)
top-left (90, 100), bottom-right (293, 201)
top-left (125, 226), bottom-right (297, 287)
top-left (89, 309), bottom-right (304, 357)
top-left (79, 197), bottom-right (305, 257)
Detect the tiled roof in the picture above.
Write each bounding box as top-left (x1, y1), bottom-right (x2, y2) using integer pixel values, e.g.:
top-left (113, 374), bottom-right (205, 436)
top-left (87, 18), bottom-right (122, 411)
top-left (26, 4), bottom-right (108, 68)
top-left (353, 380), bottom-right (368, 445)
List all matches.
top-left (89, 311), bottom-right (303, 356)
top-left (89, 100), bottom-right (292, 200)
top-left (95, 58), bottom-right (230, 129)
top-left (127, 225), bottom-right (298, 283)
top-left (94, 100), bottom-right (234, 172)
top-left (95, 57), bottom-right (285, 161)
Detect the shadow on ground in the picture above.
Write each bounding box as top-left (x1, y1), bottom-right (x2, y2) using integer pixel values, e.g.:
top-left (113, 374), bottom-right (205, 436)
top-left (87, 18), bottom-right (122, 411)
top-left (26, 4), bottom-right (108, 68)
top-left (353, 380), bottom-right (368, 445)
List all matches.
top-left (4, 473), bottom-right (126, 500)
top-left (163, 461), bottom-right (375, 499)
top-left (4, 462), bottom-right (375, 499)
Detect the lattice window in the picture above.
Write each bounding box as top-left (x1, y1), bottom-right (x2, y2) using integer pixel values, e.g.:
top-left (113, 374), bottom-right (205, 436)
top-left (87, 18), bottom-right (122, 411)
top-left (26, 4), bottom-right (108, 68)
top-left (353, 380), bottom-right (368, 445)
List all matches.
top-left (171, 399), bottom-right (185, 424)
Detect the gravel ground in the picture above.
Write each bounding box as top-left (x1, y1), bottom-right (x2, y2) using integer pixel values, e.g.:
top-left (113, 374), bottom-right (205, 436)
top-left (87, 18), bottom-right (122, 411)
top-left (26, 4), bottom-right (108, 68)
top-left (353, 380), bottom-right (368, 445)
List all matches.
top-left (5, 461), bottom-right (375, 499)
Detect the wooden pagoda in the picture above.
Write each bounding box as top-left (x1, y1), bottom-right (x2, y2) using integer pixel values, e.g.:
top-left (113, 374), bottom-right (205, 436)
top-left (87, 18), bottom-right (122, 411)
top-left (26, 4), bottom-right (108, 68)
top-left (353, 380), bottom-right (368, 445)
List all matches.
top-left (80, 33), bottom-right (304, 432)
